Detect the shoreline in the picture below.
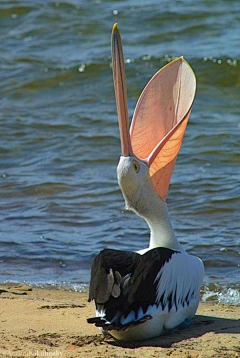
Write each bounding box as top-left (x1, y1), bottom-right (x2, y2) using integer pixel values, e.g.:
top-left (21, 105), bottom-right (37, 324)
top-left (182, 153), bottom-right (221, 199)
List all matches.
top-left (0, 284), bottom-right (239, 358)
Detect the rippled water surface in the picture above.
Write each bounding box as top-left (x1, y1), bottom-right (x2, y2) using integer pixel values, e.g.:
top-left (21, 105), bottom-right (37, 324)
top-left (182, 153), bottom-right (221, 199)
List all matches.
top-left (0, 0), bottom-right (239, 301)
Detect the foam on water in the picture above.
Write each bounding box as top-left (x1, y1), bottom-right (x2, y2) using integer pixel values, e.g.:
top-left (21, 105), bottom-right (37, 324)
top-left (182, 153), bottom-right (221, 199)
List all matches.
top-left (202, 285), bottom-right (240, 305)
top-left (217, 288), bottom-right (240, 305)
top-left (1, 279), bottom-right (89, 293)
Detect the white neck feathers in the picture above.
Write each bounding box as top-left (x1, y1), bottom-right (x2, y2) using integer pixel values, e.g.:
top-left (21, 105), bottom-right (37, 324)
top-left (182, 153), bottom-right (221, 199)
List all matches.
top-left (117, 156), bottom-right (183, 252)
top-left (144, 200), bottom-right (183, 251)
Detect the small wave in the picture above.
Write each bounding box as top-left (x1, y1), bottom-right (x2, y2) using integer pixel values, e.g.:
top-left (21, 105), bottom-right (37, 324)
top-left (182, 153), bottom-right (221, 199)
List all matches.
top-left (202, 286), bottom-right (240, 305)
top-left (1, 279), bottom-right (89, 293)
top-left (217, 288), bottom-right (240, 305)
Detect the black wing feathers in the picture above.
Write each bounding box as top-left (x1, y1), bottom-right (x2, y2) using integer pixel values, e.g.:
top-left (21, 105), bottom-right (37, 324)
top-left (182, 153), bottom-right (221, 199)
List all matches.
top-left (106, 248), bottom-right (176, 320)
top-left (87, 314), bottom-right (152, 331)
top-left (88, 249), bottom-right (140, 304)
top-left (88, 247), bottom-right (177, 329)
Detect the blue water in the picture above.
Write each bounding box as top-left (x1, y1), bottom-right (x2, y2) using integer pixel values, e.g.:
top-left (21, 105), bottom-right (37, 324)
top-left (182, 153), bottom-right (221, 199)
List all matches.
top-left (0, 0), bottom-right (239, 303)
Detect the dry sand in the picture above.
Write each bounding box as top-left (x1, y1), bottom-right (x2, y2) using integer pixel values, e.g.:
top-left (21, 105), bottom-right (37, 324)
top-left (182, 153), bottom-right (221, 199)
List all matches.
top-left (0, 284), bottom-right (239, 358)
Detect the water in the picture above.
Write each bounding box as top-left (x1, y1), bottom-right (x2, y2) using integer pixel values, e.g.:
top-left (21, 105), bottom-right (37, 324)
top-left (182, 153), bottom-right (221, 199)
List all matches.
top-left (0, 0), bottom-right (239, 304)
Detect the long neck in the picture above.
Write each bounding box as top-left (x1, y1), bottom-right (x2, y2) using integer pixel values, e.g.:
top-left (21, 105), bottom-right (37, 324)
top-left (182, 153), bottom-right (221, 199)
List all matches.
top-left (117, 157), bottom-right (183, 252)
top-left (143, 199), bottom-right (183, 252)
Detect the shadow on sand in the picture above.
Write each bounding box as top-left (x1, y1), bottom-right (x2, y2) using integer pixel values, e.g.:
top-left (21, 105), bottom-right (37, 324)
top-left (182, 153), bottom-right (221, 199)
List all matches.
top-left (106, 314), bottom-right (240, 348)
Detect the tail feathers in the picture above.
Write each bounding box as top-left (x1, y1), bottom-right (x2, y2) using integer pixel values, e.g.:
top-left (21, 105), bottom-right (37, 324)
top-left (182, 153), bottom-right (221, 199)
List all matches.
top-left (87, 315), bottom-right (152, 331)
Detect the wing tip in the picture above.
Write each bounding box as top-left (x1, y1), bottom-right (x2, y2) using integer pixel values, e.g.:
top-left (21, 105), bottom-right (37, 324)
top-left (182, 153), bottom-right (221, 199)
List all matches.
top-left (87, 315), bottom-right (153, 331)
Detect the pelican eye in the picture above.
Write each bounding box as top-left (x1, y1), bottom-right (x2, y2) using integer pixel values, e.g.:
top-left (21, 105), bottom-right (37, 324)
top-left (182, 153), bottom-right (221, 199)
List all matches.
top-left (133, 160), bottom-right (140, 173)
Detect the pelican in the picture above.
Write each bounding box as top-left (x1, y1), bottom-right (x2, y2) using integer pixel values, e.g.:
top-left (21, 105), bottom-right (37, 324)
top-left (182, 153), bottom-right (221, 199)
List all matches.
top-left (87, 24), bottom-right (204, 341)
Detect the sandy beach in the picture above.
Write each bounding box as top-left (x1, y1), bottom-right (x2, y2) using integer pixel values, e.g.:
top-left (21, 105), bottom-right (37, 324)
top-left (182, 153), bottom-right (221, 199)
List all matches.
top-left (0, 284), bottom-right (239, 358)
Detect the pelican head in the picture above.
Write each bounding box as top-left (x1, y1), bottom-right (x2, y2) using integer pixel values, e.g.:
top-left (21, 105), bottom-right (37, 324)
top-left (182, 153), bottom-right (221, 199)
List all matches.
top-left (117, 155), bottom-right (155, 217)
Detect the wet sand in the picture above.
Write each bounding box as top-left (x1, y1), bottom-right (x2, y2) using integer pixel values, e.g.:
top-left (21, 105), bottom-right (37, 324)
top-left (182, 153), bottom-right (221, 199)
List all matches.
top-left (0, 284), bottom-right (239, 358)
